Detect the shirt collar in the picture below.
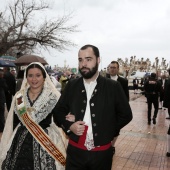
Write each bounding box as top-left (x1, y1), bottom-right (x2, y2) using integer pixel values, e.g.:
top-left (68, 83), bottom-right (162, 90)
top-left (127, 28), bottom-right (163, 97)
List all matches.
top-left (111, 75), bottom-right (118, 81)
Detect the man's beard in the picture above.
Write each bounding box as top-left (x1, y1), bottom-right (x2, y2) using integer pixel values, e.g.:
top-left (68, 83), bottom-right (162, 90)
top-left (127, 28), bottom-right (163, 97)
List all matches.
top-left (79, 63), bottom-right (98, 79)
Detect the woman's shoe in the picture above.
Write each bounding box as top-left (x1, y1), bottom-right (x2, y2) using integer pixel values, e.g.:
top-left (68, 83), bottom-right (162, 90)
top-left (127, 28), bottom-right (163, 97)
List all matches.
top-left (166, 152), bottom-right (170, 157)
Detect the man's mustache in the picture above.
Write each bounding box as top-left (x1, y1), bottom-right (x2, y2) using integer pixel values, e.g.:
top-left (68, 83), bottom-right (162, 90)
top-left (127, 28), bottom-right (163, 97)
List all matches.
top-left (80, 67), bottom-right (89, 70)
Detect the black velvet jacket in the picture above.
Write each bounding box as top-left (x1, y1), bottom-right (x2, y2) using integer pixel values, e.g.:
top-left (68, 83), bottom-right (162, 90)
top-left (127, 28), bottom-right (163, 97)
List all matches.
top-left (54, 75), bottom-right (133, 146)
top-left (107, 75), bottom-right (129, 101)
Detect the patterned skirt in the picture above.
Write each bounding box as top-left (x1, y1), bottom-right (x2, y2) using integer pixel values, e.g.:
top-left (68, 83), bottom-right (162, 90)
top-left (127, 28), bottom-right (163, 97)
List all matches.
top-left (2, 125), bottom-right (57, 170)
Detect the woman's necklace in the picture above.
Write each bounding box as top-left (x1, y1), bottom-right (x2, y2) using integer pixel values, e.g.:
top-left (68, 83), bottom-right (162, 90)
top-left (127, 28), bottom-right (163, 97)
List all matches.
top-left (29, 89), bottom-right (42, 101)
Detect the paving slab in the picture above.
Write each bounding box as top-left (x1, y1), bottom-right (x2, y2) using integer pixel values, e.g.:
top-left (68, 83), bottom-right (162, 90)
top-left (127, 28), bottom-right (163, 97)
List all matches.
top-left (112, 91), bottom-right (170, 170)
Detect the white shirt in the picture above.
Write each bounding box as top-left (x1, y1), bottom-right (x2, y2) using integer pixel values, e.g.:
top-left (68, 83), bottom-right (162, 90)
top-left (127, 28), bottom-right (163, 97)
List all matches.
top-left (111, 75), bottom-right (118, 81)
top-left (83, 75), bottom-right (98, 150)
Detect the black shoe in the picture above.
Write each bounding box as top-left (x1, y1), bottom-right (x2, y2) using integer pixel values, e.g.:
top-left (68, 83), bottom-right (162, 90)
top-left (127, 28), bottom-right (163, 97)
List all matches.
top-left (148, 121), bottom-right (151, 125)
top-left (159, 108), bottom-right (162, 109)
top-left (166, 117), bottom-right (170, 119)
top-left (153, 118), bottom-right (156, 125)
top-left (166, 152), bottom-right (170, 157)
top-left (112, 146), bottom-right (115, 155)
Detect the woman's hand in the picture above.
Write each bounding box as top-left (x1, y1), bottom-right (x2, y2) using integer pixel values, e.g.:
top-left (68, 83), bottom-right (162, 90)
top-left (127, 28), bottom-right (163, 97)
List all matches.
top-left (65, 113), bottom-right (75, 122)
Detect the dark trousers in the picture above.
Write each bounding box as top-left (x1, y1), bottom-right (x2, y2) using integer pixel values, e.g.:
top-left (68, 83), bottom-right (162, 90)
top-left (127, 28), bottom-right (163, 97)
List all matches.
top-left (66, 144), bottom-right (113, 170)
top-left (5, 93), bottom-right (12, 112)
top-left (0, 102), bottom-right (5, 132)
top-left (147, 95), bottom-right (159, 122)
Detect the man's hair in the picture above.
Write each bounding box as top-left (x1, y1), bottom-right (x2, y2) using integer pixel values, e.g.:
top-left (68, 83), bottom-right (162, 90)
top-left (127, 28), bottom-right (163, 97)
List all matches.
top-left (80, 44), bottom-right (100, 58)
top-left (110, 61), bottom-right (119, 68)
top-left (150, 72), bottom-right (156, 78)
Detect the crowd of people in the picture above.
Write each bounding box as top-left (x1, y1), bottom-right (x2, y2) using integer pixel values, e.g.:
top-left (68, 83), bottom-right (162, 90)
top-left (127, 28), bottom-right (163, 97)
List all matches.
top-left (0, 44), bottom-right (169, 169)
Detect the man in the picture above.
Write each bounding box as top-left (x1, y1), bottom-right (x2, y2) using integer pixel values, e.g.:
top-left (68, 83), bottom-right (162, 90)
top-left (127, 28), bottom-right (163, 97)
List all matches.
top-left (3, 67), bottom-right (16, 112)
top-left (163, 69), bottom-right (170, 119)
top-left (159, 74), bottom-right (167, 110)
top-left (0, 69), bottom-right (8, 136)
top-left (133, 77), bottom-right (139, 94)
top-left (163, 69), bottom-right (170, 157)
top-left (144, 73), bottom-right (161, 125)
top-left (107, 61), bottom-right (129, 154)
top-left (108, 61), bottom-right (129, 100)
top-left (55, 44), bottom-right (133, 170)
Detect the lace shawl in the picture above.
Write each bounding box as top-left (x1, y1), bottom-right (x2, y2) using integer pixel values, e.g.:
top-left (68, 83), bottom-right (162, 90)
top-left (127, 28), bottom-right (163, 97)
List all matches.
top-left (0, 62), bottom-right (61, 167)
top-left (14, 81), bottom-right (58, 124)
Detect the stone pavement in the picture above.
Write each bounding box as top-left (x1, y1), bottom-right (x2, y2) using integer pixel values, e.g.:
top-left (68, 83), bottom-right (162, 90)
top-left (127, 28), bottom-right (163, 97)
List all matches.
top-left (111, 90), bottom-right (170, 170)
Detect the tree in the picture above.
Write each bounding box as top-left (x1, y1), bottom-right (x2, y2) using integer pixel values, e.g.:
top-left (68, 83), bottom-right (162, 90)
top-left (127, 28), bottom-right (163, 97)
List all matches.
top-left (0, 0), bottom-right (78, 57)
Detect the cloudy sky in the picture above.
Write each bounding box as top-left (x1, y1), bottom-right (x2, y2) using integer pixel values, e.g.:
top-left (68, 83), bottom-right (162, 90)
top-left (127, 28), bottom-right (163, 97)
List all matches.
top-left (2, 0), bottom-right (170, 69)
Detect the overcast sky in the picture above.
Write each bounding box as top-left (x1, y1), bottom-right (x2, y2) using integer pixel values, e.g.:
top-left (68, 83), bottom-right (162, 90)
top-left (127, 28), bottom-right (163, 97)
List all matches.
top-left (2, 0), bottom-right (170, 69)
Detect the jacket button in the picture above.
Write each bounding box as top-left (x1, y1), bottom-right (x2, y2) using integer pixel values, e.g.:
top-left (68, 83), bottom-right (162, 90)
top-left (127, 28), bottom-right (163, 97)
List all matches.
top-left (94, 133), bottom-right (98, 136)
top-left (81, 109), bottom-right (84, 113)
top-left (91, 103), bottom-right (94, 106)
top-left (83, 100), bottom-right (86, 103)
top-left (92, 114), bottom-right (95, 117)
top-left (93, 123), bottom-right (96, 126)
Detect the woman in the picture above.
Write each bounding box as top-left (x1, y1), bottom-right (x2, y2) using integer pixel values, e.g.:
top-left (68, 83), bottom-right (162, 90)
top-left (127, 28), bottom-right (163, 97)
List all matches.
top-left (0, 62), bottom-right (67, 170)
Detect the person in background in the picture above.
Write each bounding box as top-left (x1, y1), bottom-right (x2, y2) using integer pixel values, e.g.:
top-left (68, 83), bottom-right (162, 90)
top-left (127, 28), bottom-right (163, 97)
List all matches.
top-left (59, 72), bottom-right (69, 93)
top-left (49, 73), bottom-right (62, 93)
top-left (15, 70), bottom-right (24, 92)
top-left (163, 69), bottom-right (170, 119)
top-left (0, 62), bottom-right (68, 169)
top-left (159, 74), bottom-right (167, 110)
top-left (133, 77), bottom-right (139, 94)
top-left (164, 69), bottom-right (170, 157)
top-left (0, 69), bottom-right (8, 138)
top-left (107, 60), bottom-right (130, 155)
top-left (10, 68), bottom-right (17, 78)
top-left (3, 67), bottom-right (16, 112)
top-left (55, 44), bottom-right (133, 170)
top-left (144, 72), bottom-right (161, 125)
top-left (108, 61), bottom-right (129, 100)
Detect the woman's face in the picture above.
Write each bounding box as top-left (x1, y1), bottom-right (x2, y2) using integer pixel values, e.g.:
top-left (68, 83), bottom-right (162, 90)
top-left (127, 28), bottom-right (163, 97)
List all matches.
top-left (27, 68), bottom-right (44, 90)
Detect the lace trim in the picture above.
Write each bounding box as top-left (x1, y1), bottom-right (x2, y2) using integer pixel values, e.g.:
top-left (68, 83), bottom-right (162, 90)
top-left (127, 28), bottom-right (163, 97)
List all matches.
top-left (14, 81), bottom-right (58, 124)
top-left (1, 128), bottom-right (28, 170)
top-left (84, 134), bottom-right (95, 150)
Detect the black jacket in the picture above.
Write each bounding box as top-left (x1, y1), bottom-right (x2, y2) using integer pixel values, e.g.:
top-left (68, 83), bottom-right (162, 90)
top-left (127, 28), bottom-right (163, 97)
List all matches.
top-left (144, 78), bottom-right (161, 96)
top-left (0, 78), bottom-right (8, 103)
top-left (163, 78), bottom-right (170, 108)
top-left (107, 75), bottom-right (129, 101)
top-left (54, 75), bottom-right (132, 146)
top-left (4, 71), bottom-right (16, 96)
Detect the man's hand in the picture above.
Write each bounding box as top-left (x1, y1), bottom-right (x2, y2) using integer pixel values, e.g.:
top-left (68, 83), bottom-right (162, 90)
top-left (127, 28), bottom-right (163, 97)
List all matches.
top-left (69, 121), bottom-right (85, 136)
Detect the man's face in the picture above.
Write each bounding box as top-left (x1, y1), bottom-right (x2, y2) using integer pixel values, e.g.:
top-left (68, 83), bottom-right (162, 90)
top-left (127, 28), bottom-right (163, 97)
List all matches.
top-left (109, 63), bottom-right (119, 76)
top-left (78, 47), bottom-right (100, 79)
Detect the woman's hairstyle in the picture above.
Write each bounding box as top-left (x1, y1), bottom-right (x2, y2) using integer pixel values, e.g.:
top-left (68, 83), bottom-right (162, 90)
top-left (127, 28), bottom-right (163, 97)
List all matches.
top-left (25, 63), bottom-right (46, 78)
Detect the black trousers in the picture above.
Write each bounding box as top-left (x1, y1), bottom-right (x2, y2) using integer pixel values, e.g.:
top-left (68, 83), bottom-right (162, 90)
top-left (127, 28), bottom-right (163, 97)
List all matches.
top-left (5, 93), bottom-right (12, 112)
top-left (146, 94), bottom-right (159, 122)
top-left (0, 102), bottom-right (5, 132)
top-left (66, 144), bottom-right (113, 170)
